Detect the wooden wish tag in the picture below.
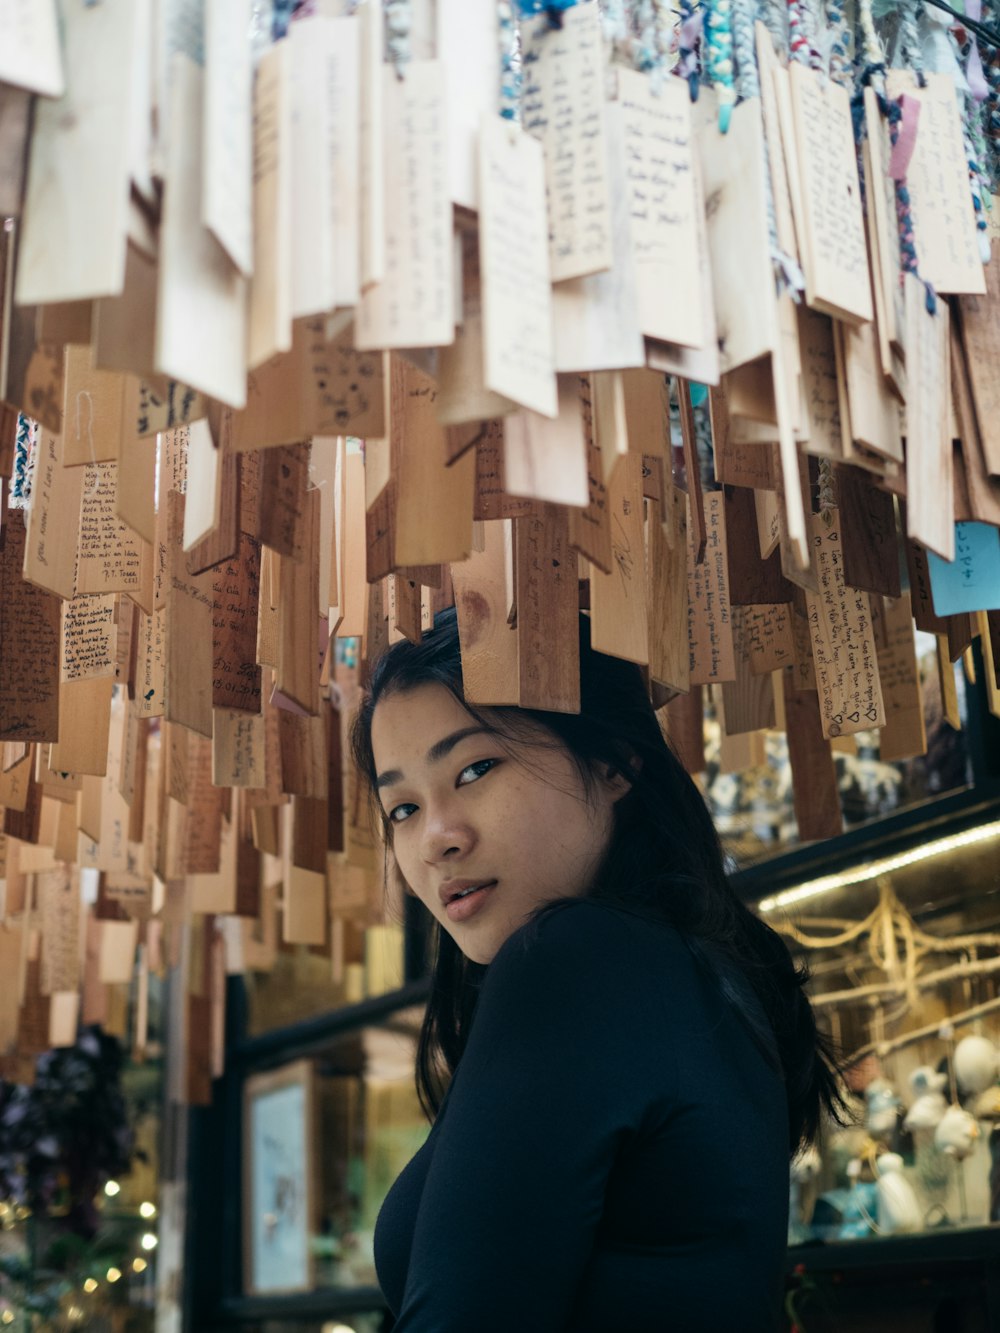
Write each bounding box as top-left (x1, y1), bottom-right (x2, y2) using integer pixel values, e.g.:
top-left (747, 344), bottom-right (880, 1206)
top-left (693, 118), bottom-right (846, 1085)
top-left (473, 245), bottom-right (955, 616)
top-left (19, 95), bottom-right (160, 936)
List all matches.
top-left (951, 318), bottom-right (1000, 525)
top-left (130, 378), bottom-right (206, 441)
top-left (885, 71), bottom-right (986, 297)
top-left (450, 519), bottom-right (520, 706)
top-left (863, 88), bottom-right (907, 363)
top-left (22, 427), bottom-right (84, 600)
top-left (550, 98), bottom-right (646, 374)
top-left (276, 487), bottom-right (322, 716)
top-left (504, 373), bottom-right (591, 509)
top-left (116, 429), bottom-right (157, 549)
top-left (212, 533), bottom-right (262, 714)
top-left (735, 602), bottom-right (796, 676)
top-left (258, 441), bottom-right (310, 561)
top-left (378, 355), bottom-right (476, 573)
top-left (213, 708), bottom-right (266, 789)
top-left (2, 304), bottom-right (65, 436)
top-left (904, 275), bottom-right (954, 560)
top-left (615, 67), bottom-right (703, 350)
top-left (0, 83), bottom-right (32, 218)
top-left (840, 315), bottom-right (903, 463)
top-left (92, 242), bottom-right (158, 380)
top-left (723, 485), bottom-right (796, 606)
top-left (779, 667), bottom-right (844, 842)
top-left (958, 216), bottom-right (1000, 478)
top-left (647, 485), bottom-right (691, 694)
top-left (835, 464), bottom-right (902, 599)
top-left (588, 453), bottom-right (649, 667)
top-left (437, 227), bottom-right (519, 426)
top-left (356, 61), bottom-right (453, 350)
top-left (204, 0), bottom-right (255, 283)
top-left (49, 677), bottom-right (114, 778)
top-left (796, 307), bottom-right (844, 461)
top-left (567, 375), bottom-right (612, 573)
top-left (0, 511), bottom-right (61, 744)
top-left (787, 61), bottom-right (873, 325)
top-left (75, 462), bottom-right (153, 608)
top-left (163, 492), bottom-right (214, 739)
top-left (687, 491), bottom-right (737, 686)
top-left (805, 511), bottom-right (885, 738)
top-left (15, 0), bottom-right (136, 304)
top-left (475, 421), bottom-right (538, 522)
top-left (521, 2), bottom-right (613, 282)
top-left (478, 113), bottom-right (558, 417)
top-left (155, 53), bottom-right (248, 408)
top-left (663, 686), bottom-right (706, 775)
top-left (249, 37), bottom-right (293, 369)
top-left (872, 592), bottom-right (928, 762)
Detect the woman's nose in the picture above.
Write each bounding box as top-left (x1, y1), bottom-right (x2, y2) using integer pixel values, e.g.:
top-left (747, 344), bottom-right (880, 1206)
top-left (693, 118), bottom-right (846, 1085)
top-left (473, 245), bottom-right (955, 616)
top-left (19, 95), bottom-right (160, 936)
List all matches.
top-left (420, 806), bottom-right (475, 865)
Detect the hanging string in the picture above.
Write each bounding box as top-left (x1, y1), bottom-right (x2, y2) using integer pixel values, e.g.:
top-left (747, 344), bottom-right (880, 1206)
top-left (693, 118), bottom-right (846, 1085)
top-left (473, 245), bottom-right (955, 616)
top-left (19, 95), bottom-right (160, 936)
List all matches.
top-left (385, 0), bottom-right (412, 75)
top-left (10, 412), bottom-right (37, 510)
top-left (677, 0), bottom-right (704, 98)
top-left (825, 0), bottom-right (853, 88)
top-left (897, 0), bottom-right (928, 86)
top-left (732, 0), bottom-right (760, 99)
top-left (705, 0), bottom-right (737, 128)
top-left (498, 0), bottom-right (522, 120)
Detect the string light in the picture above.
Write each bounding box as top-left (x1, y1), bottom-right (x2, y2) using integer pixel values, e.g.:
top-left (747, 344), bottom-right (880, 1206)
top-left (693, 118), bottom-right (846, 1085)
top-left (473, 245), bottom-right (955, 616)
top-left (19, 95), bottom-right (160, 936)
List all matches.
top-left (139, 1202), bottom-right (157, 1219)
top-left (83, 1280), bottom-right (98, 1294)
top-left (133, 1258), bottom-right (148, 1274)
top-left (106, 1268), bottom-right (122, 1283)
top-left (140, 1233), bottom-right (158, 1251)
top-left (104, 1181), bottom-right (120, 1198)
top-left (758, 819), bottom-right (1000, 913)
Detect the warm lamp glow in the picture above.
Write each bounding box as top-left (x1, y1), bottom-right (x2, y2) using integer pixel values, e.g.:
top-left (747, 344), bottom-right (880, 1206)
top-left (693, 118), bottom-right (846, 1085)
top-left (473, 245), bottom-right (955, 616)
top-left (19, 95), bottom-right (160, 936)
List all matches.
top-left (139, 1201), bottom-right (157, 1219)
top-left (133, 1258), bottom-right (148, 1274)
top-left (140, 1233), bottom-right (158, 1251)
top-left (758, 820), bottom-right (1000, 913)
top-left (83, 1280), bottom-right (98, 1294)
top-left (106, 1268), bottom-right (122, 1283)
top-left (104, 1181), bottom-right (121, 1198)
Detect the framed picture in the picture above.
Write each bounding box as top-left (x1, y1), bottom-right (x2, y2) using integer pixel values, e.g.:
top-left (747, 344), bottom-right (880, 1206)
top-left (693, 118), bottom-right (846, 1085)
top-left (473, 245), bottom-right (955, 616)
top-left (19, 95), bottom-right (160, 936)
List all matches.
top-left (243, 1059), bottom-right (316, 1295)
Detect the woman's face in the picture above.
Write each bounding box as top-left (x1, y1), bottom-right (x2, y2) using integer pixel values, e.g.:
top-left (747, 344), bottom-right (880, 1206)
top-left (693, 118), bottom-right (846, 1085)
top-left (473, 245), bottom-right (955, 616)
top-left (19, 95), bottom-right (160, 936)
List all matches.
top-left (370, 683), bottom-right (628, 964)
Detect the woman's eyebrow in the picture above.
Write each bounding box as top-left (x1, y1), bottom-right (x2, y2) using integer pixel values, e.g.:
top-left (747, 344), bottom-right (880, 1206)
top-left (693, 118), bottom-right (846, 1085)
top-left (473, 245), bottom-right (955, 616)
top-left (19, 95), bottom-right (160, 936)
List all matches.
top-left (375, 727), bottom-right (490, 791)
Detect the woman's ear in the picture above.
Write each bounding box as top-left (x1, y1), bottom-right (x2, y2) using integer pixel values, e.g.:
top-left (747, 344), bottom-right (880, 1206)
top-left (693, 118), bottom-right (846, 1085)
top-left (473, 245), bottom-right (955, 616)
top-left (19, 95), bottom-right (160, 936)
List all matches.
top-left (602, 759), bottom-right (638, 802)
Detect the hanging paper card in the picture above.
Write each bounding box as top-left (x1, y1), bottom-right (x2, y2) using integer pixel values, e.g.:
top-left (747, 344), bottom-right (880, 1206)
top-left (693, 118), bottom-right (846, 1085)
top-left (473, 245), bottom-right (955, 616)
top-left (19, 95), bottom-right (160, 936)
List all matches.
top-left (687, 492), bottom-right (736, 685)
top-left (437, 0), bottom-right (500, 211)
top-left (16, 0), bottom-right (137, 302)
top-left (805, 512), bottom-right (885, 738)
top-left (873, 592), bottom-right (927, 761)
top-left (0, 512), bottom-right (61, 743)
top-left (885, 71), bottom-right (986, 296)
top-left (522, 2), bottom-right (613, 281)
top-left (356, 62), bottom-right (453, 349)
top-left (797, 307), bottom-right (843, 460)
top-left (788, 62), bottom-right (872, 325)
top-left (23, 429), bottom-right (83, 600)
top-left (550, 101), bottom-right (646, 373)
top-left (249, 39), bottom-right (293, 368)
top-left (589, 453), bottom-right (649, 666)
top-left (905, 273), bottom-right (953, 560)
top-left (504, 373), bottom-right (590, 508)
top-left (157, 55), bottom-right (248, 407)
top-left (617, 68), bottom-right (703, 349)
top-left (695, 94), bottom-right (776, 371)
top-left (437, 228), bottom-right (519, 425)
top-left (204, 0), bottom-right (253, 277)
top-left (478, 114), bottom-right (558, 417)
top-left (0, 0), bottom-right (64, 97)
top-left (514, 505), bottom-right (580, 712)
top-left (928, 521), bottom-right (1000, 614)
top-left (75, 464), bottom-right (150, 598)
top-left (62, 596), bottom-right (117, 683)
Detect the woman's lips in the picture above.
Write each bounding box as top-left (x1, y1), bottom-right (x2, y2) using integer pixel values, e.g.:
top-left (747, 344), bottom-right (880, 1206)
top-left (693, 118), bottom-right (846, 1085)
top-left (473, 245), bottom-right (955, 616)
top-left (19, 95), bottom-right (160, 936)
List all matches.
top-left (444, 881), bottom-right (497, 923)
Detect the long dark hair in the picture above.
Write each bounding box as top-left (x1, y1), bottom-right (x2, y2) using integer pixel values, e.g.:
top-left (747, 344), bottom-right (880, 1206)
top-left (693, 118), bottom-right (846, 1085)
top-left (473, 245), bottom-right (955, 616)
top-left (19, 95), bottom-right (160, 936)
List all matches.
top-left (350, 607), bottom-right (852, 1155)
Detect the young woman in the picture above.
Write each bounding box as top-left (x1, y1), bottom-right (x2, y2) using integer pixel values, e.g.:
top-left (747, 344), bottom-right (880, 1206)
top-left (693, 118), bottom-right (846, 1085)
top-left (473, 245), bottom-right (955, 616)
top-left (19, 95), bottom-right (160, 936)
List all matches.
top-left (351, 607), bottom-right (848, 1332)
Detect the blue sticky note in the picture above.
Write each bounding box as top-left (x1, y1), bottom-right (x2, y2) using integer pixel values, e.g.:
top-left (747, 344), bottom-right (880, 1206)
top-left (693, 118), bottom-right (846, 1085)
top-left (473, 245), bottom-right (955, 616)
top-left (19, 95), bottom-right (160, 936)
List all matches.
top-left (927, 522), bottom-right (1000, 616)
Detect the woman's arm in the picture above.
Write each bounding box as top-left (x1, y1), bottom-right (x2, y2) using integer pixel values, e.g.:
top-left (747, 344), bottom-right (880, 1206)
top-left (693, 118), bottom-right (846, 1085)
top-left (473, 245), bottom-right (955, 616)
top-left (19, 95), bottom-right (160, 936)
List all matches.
top-left (389, 900), bottom-right (676, 1332)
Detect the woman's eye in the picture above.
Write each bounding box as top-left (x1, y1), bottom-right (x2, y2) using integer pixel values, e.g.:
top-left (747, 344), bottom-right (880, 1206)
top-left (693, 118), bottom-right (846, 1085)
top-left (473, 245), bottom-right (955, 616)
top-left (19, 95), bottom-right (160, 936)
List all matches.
top-left (457, 759), bottom-right (498, 786)
top-left (388, 803), bottom-right (417, 825)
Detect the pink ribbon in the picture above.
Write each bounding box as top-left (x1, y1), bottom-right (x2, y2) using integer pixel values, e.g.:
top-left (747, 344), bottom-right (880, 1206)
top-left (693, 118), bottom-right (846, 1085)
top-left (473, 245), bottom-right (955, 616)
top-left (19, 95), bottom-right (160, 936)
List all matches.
top-left (965, 0), bottom-right (990, 103)
top-left (888, 95), bottom-right (921, 182)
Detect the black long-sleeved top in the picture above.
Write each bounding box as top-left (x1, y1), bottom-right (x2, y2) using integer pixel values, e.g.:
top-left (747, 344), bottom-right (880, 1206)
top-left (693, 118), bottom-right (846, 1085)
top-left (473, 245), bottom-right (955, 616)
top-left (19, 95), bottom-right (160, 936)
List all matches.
top-left (374, 898), bottom-right (790, 1331)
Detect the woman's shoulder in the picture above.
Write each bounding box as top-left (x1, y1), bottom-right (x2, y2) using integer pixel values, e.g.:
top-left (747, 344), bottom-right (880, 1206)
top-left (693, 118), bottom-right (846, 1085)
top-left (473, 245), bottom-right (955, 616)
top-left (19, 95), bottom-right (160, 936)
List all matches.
top-left (491, 895), bottom-right (695, 981)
